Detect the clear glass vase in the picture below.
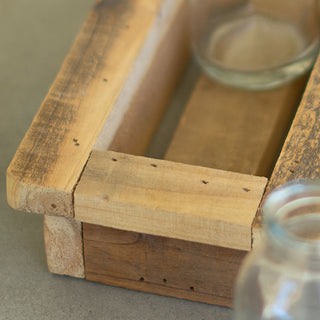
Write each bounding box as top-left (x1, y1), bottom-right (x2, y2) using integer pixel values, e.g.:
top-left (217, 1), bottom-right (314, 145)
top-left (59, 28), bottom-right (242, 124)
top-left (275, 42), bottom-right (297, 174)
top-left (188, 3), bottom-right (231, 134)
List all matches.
top-left (188, 0), bottom-right (320, 90)
top-left (234, 180), bottom-right (320, 320)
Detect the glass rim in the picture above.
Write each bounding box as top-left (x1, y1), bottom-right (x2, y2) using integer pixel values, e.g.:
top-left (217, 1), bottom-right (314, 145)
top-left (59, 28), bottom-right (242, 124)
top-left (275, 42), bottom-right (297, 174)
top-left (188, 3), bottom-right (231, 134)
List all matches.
top-left (198, 38), bottom-right (320, 75)
top-left (263, 180), bottom-right (320, 250)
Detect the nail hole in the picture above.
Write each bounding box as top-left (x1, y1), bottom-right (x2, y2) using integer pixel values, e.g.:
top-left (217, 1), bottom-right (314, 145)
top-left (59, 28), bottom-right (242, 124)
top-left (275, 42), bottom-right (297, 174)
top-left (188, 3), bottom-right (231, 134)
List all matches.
top-left (190, 286), bottom-right (194, 291)
top-left (51, 204), bottom-right (57, 209)
top-left (163, 278), bottom-right (167, 283)
top-left (103, 78), bottom-right (108, 82)
top-left (112, 158), bottom-right (118, 162)
top-left (151, 164), bottom-right (157, 168)
top-left (290, 169), bottom-right (295, 174)
top-left (202, 180), bottom-right (209, 185)
top-left (75, 142), bottom-right (80, 146)
top-left (73, 138), bottom-right (78, 142)
top-left (294, 160), bottom-right (300, 164)
top-left (243, 188), bottom-right (250, 192)
top-left (139, 277), bottom-right (144, 282)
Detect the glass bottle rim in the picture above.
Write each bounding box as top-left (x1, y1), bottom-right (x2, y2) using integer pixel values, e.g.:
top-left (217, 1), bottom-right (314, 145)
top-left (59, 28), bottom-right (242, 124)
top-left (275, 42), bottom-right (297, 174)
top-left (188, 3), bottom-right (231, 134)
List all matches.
top-left (203, 38), bottom-right (320, 74)
top-left (189, 2), bottom-right (320, 74)
top-left (263, 180), bottom-right (320, 251)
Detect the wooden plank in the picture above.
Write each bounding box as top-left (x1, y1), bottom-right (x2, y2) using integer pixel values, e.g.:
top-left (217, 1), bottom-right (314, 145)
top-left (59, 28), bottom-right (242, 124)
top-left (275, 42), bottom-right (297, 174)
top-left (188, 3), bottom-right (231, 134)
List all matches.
top-left (84, 224), bottom-right (246, 308)
top-left (43, 215), bottom-right (84, 278)
top-left (75, 150), bottom-right (267, 251)
top-left (39, 0), bottom-right (187, 279)
top-left (107, 0), bottom-right (189, 155)
top-left (252, 54), bottom-right (320, 244)
top-left (6, 0), bottom-right (183, 218)
top-left (165, 74), bottom-right (307, 176)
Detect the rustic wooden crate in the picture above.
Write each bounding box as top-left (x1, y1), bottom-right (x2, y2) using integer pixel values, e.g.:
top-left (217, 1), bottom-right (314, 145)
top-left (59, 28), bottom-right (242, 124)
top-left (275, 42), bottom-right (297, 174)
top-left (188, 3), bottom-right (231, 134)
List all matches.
top-left (7, 0), bottom-right (320, 308)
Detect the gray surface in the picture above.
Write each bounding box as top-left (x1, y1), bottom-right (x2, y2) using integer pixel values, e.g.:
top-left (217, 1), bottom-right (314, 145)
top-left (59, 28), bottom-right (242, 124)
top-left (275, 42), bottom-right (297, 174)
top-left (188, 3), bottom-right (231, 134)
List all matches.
top-left (0, 1), bottom-right (232, 319)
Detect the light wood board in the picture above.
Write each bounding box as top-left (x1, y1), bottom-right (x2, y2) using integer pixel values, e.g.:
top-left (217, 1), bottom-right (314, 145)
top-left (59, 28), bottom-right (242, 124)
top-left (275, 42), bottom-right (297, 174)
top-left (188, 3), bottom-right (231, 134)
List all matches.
top-left (75, 150), bottom-right (267, 251)
top-left (166, 74), bottom-right (307, 176)
top-left (7, 0), bottom-right (183, 218)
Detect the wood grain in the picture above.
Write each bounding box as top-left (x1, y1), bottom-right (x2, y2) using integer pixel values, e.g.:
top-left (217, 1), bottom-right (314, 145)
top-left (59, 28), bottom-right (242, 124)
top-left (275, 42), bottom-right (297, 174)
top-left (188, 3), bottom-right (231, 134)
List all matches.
top-left (6, 0), bottom-right (179, 217)
top-left (165, 74), bottom-right (307, 176)
top-left (253, 54), bottom-right (320, 243)
top-left (44, 215), bottom-right (84, 278)
top-left (266, 61), bottom-right (320, 190)
top-left (76, 150), bottom-right (267, 251)
top-left (105, 0), bottom-right (189, 155)
top-left (83, 224), bottom-right (246, 308)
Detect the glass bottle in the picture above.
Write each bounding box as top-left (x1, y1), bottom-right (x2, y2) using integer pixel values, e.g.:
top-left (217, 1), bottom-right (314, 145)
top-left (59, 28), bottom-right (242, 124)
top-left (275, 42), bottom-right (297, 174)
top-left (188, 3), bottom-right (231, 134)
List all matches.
top-left (234, 180), bottom-right (320, 320)
top-left (188, 0), bottom-right (320, 90)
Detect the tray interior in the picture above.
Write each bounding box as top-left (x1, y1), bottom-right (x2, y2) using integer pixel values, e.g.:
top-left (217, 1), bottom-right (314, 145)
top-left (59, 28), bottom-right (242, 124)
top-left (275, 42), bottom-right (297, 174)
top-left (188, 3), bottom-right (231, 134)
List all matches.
top-left (110, 62), bottom-right (308, 179)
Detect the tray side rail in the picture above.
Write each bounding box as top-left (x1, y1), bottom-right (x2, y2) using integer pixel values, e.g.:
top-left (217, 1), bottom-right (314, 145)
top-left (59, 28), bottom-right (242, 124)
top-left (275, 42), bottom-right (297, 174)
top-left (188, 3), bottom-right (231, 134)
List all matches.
top-left (6, 0), bottom-right (187, 218)
top-left (75, 150), bottom-right (267, 251)
top-left (252, 53), bottom-right (320, 245)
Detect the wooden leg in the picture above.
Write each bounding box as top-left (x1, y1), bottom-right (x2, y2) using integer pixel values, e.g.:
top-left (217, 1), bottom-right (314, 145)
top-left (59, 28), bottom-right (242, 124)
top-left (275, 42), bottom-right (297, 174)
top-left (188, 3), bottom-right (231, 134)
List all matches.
top-left (44, 215), bottom-right (84, 278)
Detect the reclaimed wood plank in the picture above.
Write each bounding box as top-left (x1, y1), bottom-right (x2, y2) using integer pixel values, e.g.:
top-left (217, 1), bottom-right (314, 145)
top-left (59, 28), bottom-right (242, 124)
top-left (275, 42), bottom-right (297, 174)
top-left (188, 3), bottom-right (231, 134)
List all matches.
top-left (252, 54), bottom-right (320, 245)
top-left (165, 74), bottom-right (307, 176)
top-left (84, 224), bottom-right (246, 308)
top-left (107, 0), bottom-right (189, 155)
top-left (76, 150), bottom-right (267, 251)
top-left (6, 0), bottom-right (182, 218)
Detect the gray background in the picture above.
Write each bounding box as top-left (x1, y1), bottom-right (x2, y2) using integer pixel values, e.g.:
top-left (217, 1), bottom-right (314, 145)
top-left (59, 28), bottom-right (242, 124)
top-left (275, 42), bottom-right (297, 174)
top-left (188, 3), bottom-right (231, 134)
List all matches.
top-left (0, 0), bottom-right (232, 319)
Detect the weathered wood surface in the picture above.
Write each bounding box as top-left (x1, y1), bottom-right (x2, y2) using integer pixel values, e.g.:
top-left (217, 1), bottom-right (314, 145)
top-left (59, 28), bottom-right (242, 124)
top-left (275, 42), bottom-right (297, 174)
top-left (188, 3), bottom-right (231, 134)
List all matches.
top-left (84, 224), bottom-right (246, 308)
top-left (7, 0), bottom-right (182, 218)
top-left (81, 62), bottom-right (308, 306)
top-left (266, 62), bottom-right (320, 190)
top-left (253, 55), bottom-right (320, 243)
top-left (107, 0), bottom-right (189, 155)
top-left (43, 215), bottom-right (84, 278)
top-left (75, 150), bottom-right (267, 251)
top-left (166, 74), bottom-right (307, 176)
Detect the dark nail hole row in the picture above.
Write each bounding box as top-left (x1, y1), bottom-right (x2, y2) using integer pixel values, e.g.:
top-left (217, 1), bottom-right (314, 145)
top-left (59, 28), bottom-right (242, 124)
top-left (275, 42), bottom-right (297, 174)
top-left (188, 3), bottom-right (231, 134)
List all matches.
top-left (243, 187), bottom-right (250, 192)
top-left (139, 277), bottom-right (193, 290)
top-left (151, 164), bottom-right (157, 168)
top-left (112, 158), bottom-right (117, 162)
top-left (202, 180), bottom-right (209, 184)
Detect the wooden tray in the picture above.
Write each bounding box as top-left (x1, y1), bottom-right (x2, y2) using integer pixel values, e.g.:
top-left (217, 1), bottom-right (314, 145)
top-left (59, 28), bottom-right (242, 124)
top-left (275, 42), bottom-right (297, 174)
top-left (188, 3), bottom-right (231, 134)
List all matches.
top-left (7, 0), bottom-right (320, 307)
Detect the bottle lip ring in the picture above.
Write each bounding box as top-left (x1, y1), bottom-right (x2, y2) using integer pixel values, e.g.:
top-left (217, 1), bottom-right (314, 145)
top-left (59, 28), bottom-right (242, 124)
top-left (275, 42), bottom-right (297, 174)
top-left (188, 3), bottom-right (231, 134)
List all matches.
top-left (263, 180), bottom-right (320, 250)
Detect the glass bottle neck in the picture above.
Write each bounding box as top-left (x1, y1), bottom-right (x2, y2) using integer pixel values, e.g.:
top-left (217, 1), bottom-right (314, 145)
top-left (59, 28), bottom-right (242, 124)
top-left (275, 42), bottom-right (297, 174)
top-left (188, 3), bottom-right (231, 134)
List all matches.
top-left (262, 181), bottom-right (320, 271)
